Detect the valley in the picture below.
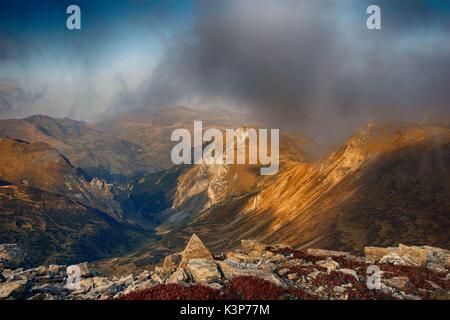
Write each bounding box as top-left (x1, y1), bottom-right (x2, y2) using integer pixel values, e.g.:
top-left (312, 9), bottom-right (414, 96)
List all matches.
top-left (0, 107), bottom-right (449, 274)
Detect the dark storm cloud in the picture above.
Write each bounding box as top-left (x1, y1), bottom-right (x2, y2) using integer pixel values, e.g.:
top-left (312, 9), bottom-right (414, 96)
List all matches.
top-left (140, 0), bottom-right (450, 142)
top-left (1, 0), bottom-right (449, 141)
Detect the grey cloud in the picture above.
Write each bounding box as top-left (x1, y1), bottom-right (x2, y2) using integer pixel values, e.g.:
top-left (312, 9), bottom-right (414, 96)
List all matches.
top-left (0, 80), bottom-right (46, 118)
top-left (1, 0), bottom-right (449, 143)
top-left (139, 0), bottom-right (450, 142)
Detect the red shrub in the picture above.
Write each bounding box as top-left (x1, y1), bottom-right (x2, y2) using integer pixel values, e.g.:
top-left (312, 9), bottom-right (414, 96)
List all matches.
top-left (309, 270), bottom-right (393, 300)
top-left (332, 256), bottom-right (369, 275)
top-left (227, 276), bottom-right (285, 300)
top-left (347, 287), bottom-right (395, 300)
top-left (285, 288), bottom-right (319, 300)
top-left (119, 277), bottom-right (288, 301)
top-left (119, 284), bottom-right (224, 300)
top-left (312, 270), bottom-right (358, 287)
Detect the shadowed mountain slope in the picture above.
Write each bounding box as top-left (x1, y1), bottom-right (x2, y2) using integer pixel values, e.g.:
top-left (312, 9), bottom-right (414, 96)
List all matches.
top-left (0, 183), bottom-right (147, 266)
top-left (0, 138), bottom-right (123, 220)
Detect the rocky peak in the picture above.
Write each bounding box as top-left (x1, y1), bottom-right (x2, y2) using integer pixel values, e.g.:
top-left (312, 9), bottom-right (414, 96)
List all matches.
top-left (179, 234), bottom-right (214, 268)
top-left (171, 126), bottom-right (268, 213)
top-left (161, 234), bottom-right (214, 272)
top-left (89, 178), bottom-right (112, 192)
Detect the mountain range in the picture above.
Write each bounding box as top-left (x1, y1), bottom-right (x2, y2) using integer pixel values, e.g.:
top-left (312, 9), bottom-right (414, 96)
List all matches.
top-left (0, 107), bottom-right (448, 272)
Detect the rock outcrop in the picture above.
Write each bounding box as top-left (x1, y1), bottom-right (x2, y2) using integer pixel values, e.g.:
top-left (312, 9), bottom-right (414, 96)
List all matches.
top-left (365, 244), bottom-right (450, 272)
top-left (0, 244), bottom-right (28, 269)
top-left (0, 236), bottom-right (449, 300)
top-left (186, 259), bottom-right (221, 284)
top-left (179, 234), bottom-right (214, 268)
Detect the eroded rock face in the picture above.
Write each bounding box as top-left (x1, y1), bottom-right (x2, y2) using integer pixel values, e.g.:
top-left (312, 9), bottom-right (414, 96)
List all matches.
top-left (186, 259), bottom-right (221, 284)
top-left (364, 246), bottom-right (399, 261)
top-left (316, 259), bottom-right (340, 272)
top-left (307, 249), bottom-right (350, 258)
top-left (168, 268), bottom-right (189, 284)
top-left (398, 245), bottom-right (429, 266)
top-left (383, 277), bottom-right (411, 290)
top-left (0, 244), bottom-right (28, 269)
top-left (365, 244), bottom-right (450, 268)
top-left (0, 279), bottom-right (30, 299)
top-left (225, 251), bottom-right (255, 263)
top-left (379, 253), bottom-right (407, 265)
top-left (171, 127), bottom-right (260, 211)
top-left (217, 260), bottom-right (285, 288)
top-left (67, 262), bottom-right (90, 277)
top-left (163, 253), bottom-right (182, 273)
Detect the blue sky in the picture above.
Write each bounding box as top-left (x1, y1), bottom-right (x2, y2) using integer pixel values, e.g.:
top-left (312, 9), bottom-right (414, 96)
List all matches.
top-left (0, 0), bottom-right (194, 119)
top-left (0, 0), bottom-right (191, 65)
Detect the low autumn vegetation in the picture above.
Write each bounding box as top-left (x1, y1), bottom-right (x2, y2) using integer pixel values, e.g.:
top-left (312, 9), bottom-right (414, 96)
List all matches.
top-left (285, 288), bottom-right (318, 300)
top-left (312, 270), bottom-right (358, 287)
top-left (309, 271), bottom-right (392, 300)
top-left (117, 241), bottom-right (449, 301)
top-left (118, 284), bottom-right (225, 300)
top-left (332, 256), bottom-right (369, 276)
top-left (118, 276), bottom-right (318, 300)
top-left (225, 277), bottom-right (285, 300)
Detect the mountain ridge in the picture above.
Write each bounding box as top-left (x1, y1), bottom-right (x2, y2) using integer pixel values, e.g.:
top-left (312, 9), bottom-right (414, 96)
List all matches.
top-left (95, 120), bottom-right (449, 272)
top-left (0, 108), bottom-right (448, 273)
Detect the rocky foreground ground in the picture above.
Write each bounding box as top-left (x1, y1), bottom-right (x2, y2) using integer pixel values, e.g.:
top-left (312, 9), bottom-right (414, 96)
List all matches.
top-left (1, 235), bottom-right (449, 300)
